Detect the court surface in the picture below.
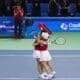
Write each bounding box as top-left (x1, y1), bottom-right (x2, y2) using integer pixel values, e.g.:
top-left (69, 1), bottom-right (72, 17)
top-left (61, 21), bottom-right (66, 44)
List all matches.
top-left (0, 50), bottom-right (80, 80)
top-left (0, 32), bottom-right (80, 50)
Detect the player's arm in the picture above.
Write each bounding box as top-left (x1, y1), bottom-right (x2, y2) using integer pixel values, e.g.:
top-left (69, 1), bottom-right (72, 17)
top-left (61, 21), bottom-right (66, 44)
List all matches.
top-left (13, 10), bottom-right (18, 16)
top-left (14, 11), bottom-right (17, 16)
top-left (32, 39), bottom-right (39, 46)
top-left (33, 42), bottom-right (39, 46)
top-left (20, 9), bottom-right (24, 16)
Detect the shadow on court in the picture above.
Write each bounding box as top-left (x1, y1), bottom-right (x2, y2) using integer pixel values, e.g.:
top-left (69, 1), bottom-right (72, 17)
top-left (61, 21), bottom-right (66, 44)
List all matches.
top-left (0, 50), bottom-right (80, 80)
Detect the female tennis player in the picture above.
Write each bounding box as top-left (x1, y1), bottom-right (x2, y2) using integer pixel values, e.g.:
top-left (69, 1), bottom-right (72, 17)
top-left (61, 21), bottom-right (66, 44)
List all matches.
top-left (33, 31), bottom-right (44, 79)
top-left (33, 31), bottom-right (56, 79)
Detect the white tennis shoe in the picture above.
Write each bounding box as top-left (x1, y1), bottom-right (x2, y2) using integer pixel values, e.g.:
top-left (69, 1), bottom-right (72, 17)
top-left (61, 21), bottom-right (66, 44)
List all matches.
top-left (40, 72), bottom-right (49, 79)
top-left (40, 71), bottom-right (56, 79)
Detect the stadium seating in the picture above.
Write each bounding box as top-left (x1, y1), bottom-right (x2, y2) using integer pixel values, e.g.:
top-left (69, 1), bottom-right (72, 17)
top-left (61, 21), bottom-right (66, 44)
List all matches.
top-left (26, 2), bottom-right (80, 17)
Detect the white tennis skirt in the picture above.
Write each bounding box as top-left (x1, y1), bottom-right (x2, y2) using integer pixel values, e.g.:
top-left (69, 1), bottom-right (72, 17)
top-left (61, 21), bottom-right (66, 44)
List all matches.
top-left (33, 50), bottom-right (52, 62)
top-left (33, 50), bottom-right (41, 59)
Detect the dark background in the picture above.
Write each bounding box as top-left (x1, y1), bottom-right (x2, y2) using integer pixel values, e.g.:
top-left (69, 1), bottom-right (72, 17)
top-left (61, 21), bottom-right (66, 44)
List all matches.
top-left (28, 0), bottom-right (78, 3)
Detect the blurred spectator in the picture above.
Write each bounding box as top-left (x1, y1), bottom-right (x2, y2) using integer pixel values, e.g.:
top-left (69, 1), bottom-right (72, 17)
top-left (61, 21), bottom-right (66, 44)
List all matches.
top-left (0, 0), bottom-right (6, 16)
top-left (59, 0), bottom-right (70, 16)
top-left (69, 2), bottom-right (76, 16)
top-left (5, 0), bottom-right (15, 16)
top-left (48, 0), bottom-right (59, 16)
top-left (14, 0), bottom-right (20, 6)
top-left (13, 4), bottom-right (24, 39)
top-left (76, 0), bottom-right (80, 13)
top-left (21, 0), bottom-right (27, 16)
top-left (16, 0), bottom-right (27, 16)
top-left (31, 0), bottom-right (41, 16)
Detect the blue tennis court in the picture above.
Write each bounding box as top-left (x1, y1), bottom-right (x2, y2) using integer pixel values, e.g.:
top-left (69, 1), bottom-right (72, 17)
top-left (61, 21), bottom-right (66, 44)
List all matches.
top-left (0, 50), bottom-right (80, 80)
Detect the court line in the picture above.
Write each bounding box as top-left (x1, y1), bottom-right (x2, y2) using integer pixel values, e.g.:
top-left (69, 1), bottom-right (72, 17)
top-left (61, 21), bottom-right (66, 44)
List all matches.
top-left (0, 77), bottom-right (80, 80)
top-left (0, 55), bottom-right (80, 58)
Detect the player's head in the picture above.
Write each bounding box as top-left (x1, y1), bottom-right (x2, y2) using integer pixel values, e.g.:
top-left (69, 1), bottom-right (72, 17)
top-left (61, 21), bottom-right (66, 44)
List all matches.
top-left (40, 31), bottom-right (49, 40)
top-left (15, 4), bottom-right (21, 9)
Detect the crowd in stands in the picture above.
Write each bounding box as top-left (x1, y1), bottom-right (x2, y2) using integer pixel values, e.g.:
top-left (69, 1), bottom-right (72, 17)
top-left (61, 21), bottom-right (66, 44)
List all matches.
top-left (0, 0), bottom-right (80, 17)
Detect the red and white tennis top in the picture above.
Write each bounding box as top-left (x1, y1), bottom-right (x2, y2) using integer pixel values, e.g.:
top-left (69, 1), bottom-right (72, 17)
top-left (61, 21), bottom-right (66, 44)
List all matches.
top-left (34, 40), bottom-right (48, 51)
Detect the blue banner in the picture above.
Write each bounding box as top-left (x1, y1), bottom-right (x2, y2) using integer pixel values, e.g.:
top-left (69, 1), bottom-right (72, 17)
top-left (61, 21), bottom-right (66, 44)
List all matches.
top-left (0, 17), bottom-right (80, 38)
top-left (0, 17), bottom-right (25, 37)
top-left (24, 17), bottom-right (80, 38)
top-left (0, 17), bottom-right (14, 36)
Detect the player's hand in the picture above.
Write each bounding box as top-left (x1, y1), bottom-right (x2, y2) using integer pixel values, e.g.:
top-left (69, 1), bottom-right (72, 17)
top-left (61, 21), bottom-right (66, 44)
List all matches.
top-left (48, 40), bottom-right (52, 44)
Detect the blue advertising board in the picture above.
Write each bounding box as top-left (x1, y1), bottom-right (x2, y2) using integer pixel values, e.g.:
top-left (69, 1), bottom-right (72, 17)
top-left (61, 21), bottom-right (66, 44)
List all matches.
top-left (0, 17), bottom-right (80, 38)
top-left (0, 17), bottom-right (25, 37)
top-left (24, 17), bottom-right (80, 38)
top-left (0, 17), bottom-right (14, 36)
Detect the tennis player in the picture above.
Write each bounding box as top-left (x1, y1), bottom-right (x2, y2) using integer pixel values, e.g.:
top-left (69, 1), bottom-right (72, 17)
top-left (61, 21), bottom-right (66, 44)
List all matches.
top-left (33, 31), bottom-right (56, 79)
top-left (32, 31), bottom-right (44, 79)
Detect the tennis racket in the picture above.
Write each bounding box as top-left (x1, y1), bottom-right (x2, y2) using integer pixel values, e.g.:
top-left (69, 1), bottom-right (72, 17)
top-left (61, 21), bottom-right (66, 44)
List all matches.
top-left (49, 37), bottom-right (66, 45)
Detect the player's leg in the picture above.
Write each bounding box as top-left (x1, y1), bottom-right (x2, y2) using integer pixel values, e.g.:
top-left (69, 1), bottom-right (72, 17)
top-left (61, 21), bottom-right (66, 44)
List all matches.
top-left (41, 61), bottom-right (50, 74)
top-left (40, 50), bottom-right (52, 74)
top-left (40, 61), bottom-right (52, 79)
top-left (41, 61), bottom-right (56, 79)
top-left (41, 61), bottom-right (56, 78)
top-left (36, 58), bottom-right (43, 75)
top-left (47, 61), bottom-right (54, 72)
top-left (44, 50), bottom-right (55, 73)
top-left (40, 50), bottom-right (56, 79)
top-left (47, 61), bottom-right (56, 76)
top-left (33, 50), bottom-right (44, 78)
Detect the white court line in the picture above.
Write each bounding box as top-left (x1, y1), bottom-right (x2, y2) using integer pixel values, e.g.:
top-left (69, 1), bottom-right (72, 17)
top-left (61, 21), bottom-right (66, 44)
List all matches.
top-left (0, 55), bottom-right (80, 58)
top-left (0, 77), bottom-right (80, 80)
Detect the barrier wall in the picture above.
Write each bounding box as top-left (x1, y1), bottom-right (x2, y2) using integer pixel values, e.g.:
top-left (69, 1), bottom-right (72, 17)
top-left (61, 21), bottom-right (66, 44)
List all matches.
top-left (0, 17), bottom-right (14, 36)
top-left (24, 17), bottom-right (80, 38)
top-left (0, 17), bottom-right (80, 38)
